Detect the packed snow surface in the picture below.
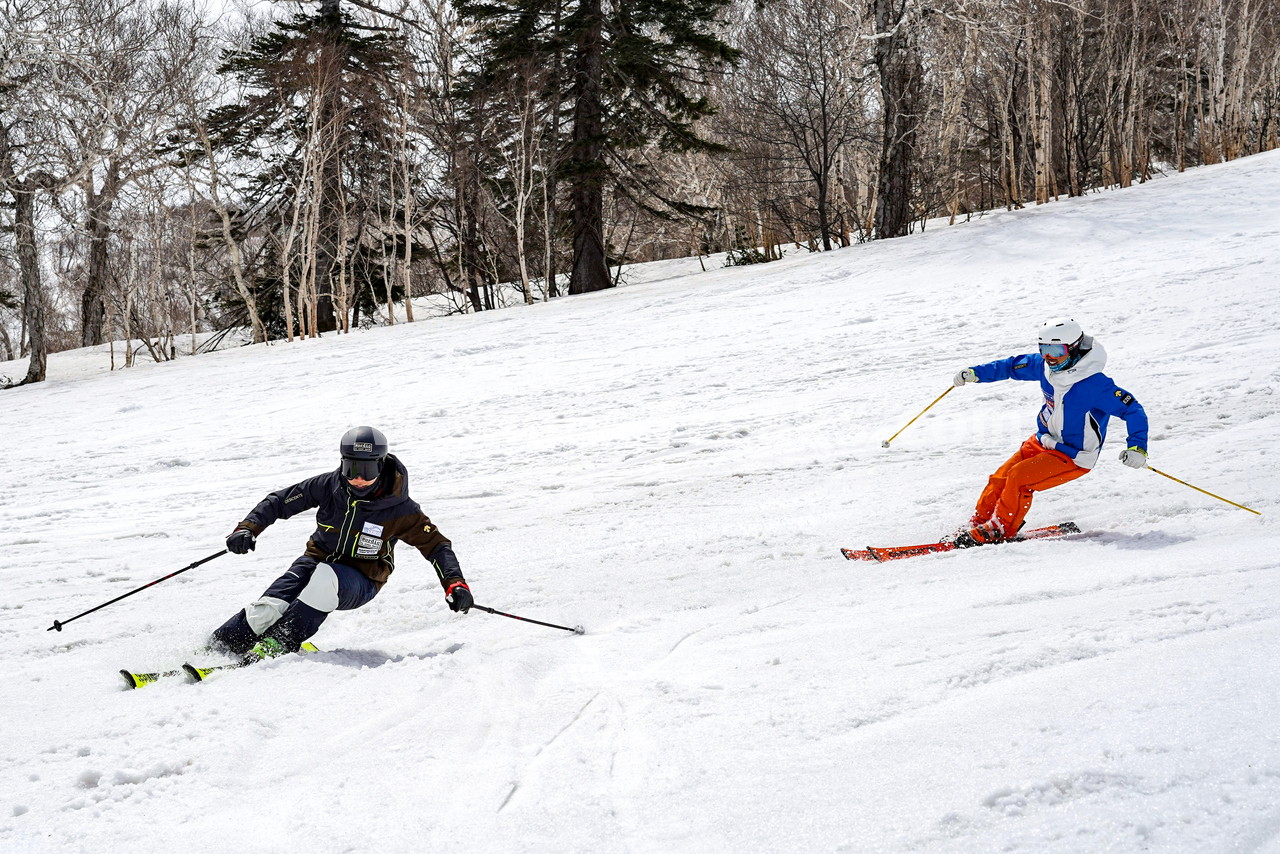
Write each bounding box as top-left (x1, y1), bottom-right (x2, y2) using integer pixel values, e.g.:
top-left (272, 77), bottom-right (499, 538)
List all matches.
top-left (3, 152), bottom-right (1279, 854)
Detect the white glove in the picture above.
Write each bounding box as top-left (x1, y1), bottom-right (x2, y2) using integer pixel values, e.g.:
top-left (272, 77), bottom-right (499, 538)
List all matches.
top-left (1037, 433), bottom-right (1057, 451)
top-left (1119, 447), bottom-right (1148, 469)
top-left (953, 369), bottom-right (978, 387)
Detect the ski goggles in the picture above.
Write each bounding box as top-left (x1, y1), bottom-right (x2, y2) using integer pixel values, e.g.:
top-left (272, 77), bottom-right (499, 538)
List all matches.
top-left (1038, 342), bottom-right (1070, 365)
top-left (341, 457), bottom-right (382, 482)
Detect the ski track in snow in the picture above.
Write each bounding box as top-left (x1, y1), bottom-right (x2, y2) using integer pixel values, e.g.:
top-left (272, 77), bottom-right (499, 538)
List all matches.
top-left (2, 152), bottom-right (1280, 853)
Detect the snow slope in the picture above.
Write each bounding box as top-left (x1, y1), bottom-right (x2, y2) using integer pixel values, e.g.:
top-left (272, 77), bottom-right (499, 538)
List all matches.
top-left (2, 152), bottom-right (1278, 854)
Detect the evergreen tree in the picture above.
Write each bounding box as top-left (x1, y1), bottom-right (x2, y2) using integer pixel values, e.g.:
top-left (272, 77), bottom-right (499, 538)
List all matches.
top-left (457, 0), bottom-right (738, 294)
top-left (200, 0), bottom-right (408, 333)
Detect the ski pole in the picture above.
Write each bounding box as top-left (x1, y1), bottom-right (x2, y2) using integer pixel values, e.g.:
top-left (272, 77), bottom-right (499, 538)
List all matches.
top-left (47, 549), bottom-right (228, 632)
top-left (882, 385), bottom-right (954, 448)
top-left (471, 604), bottom-right (585, 635)
top-left (1148, 467), bottom-right (1261, 515)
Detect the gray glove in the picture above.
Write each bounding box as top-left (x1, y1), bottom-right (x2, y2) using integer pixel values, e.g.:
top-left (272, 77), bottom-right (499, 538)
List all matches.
top-left (953, 368), bottom-right (978, 387)
top-left (1119, 447), bottom-right (1148, 469)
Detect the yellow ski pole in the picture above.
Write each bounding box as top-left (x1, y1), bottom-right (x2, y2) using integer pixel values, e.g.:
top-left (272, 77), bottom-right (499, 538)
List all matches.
top-left (882, 386), bottom-right (954, 448)
top-left (1149, 466), bottom-right (1261, 515)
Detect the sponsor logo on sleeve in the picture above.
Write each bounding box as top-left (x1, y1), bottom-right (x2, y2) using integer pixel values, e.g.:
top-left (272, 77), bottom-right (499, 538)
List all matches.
top-left (1114, 390), bottom-right (1134, 405)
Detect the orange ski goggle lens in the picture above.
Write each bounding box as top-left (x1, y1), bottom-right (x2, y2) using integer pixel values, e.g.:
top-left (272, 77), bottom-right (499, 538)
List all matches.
top-left (1039, 343), bottom-right (1069, 365)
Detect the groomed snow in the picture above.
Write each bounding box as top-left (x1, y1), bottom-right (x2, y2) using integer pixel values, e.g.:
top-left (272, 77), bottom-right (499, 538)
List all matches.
top-left (2, 151), bottom-right (1278, 854)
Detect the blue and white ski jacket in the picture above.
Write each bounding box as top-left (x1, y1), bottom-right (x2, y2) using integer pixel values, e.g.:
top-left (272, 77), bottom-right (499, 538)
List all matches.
top-left (969, 339), bottom-right (1148, 470)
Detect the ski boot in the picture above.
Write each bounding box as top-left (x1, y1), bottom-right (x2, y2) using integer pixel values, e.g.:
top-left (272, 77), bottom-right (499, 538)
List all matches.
top-left (953, 520), bottom-right (1005, 549)
top-left (942, 515), bottom-right (986, 545)
top-left (242, 636), bottom-right (290, 665)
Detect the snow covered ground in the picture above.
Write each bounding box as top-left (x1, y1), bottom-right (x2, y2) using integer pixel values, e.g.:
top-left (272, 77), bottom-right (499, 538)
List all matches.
top-left (2, 152), bottom-right (1278, 854)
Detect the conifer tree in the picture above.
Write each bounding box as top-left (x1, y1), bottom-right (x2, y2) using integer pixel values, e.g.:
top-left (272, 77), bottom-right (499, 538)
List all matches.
top-left (457, 0), bottom-right (738, 294)
top-left (200, 0), bottom-right (407, 333)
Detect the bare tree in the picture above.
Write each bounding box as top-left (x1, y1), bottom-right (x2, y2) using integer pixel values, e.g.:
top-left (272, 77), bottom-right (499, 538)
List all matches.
top-left (54, 0), bottom-right (207, 348)
top-left (180, 104), bottom-right (270, 344)
top-left (0, 0), bottom-right (89, 384)
top-left (719, 0), bottom-right (873, 251)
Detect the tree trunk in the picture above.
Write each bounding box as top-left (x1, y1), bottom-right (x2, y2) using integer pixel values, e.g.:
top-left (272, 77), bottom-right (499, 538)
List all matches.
top-left (542, 173), bottom-right (557, 300)
top-left (873, 0), bottom-right (921, 240)
top-left (1029, 14), bottom-right (1054, 205)
top-left (398, 88), bottom-right (415, 323)
top-left (81, 163), bottom-right (120, 347)
top-left (1000, 66), bottom-right (1021, 208)
top-left (0, 317), bottom-right (14, 362)
top-left (313, 1), bottom-right (346, 333)
top-left (14, 183), bottom-right (48, 384)
top-left (462, 177), bottom-right (485, 313)
top-left (1062, 10), bottom-right (1085, 195)
top-left (543, 0), bottom-right (565, 300)
top-left (568, 0), bottom-right (610, 294)
top-left (815, 169), bottom-right (832, 251)
top-left (313, 165), bottom-right (340, 331)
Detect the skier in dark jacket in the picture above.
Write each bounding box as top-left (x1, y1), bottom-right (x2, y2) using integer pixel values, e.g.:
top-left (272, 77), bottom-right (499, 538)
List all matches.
top-left (209, 426), bottom-right (471, 662)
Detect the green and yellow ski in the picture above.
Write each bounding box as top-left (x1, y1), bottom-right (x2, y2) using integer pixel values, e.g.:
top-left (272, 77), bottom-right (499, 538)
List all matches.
top-left (119, 668), bottom-right (183, 690)
top-left (121, 642), bottom-right (320, 689)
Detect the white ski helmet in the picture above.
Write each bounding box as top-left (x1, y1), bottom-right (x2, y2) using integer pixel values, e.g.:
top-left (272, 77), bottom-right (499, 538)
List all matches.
top-left (1037, 318), bottom-right (1089, 372)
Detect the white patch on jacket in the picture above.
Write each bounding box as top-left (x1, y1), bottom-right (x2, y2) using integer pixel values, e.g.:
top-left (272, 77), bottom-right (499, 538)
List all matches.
top-left (1043, 339), bottom-right (1108, 469)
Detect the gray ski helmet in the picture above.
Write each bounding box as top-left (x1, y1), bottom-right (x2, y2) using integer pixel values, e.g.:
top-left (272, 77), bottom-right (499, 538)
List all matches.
top-left (339, 426), bottom-right (388, 488)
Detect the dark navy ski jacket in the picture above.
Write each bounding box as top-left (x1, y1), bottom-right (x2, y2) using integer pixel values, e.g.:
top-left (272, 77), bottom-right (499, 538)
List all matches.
top-left (236, 454), bottom-right (463, 590)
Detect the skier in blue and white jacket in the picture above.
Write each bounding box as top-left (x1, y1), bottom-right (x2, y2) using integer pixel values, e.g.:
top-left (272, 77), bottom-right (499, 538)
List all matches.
top-left (950, 318), bottom-right (1150, 547)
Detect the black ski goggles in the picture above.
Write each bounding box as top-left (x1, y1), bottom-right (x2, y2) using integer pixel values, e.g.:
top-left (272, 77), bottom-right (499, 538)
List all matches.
top-left (341, 457), bottom-right (383, 482)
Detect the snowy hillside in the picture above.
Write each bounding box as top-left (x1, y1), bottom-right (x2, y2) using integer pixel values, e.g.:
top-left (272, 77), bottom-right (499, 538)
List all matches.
top-left (2, 152), bottom-right (1279, 854)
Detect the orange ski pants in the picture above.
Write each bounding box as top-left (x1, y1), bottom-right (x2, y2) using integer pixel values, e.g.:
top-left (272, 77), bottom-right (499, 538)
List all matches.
top-left (974, 435), bottom-right (1088, 535)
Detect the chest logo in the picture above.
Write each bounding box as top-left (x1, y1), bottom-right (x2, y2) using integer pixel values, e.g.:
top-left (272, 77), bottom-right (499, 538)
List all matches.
top-left (355, 533), bottom-right (382, 557)
top-left (363, 522), bottom-right (384, 536)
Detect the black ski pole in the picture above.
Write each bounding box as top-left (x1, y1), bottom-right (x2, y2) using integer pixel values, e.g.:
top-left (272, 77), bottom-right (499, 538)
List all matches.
top-left (471, 604), bottom-right (585, 635)
top-left (47, 549), bottom-right (228, 632)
